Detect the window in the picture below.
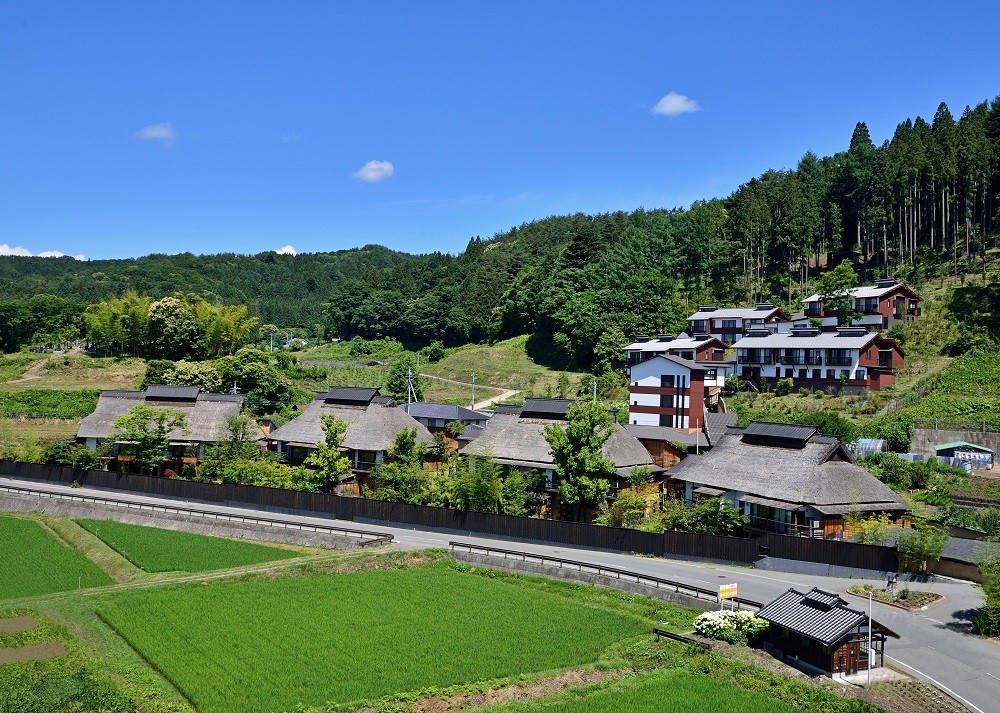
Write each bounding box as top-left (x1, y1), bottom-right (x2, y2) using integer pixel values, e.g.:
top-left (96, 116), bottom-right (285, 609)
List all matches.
top-left (840, 370), bottom-right (850, 381)
top-left (799, 369), bottom-right (807, 379)
top-left (704, 369), bottom-right (717, 380)
top-left (659, 414), bottom-right (673, 427)
top-left (358, 450), bottom-right (377, 464)
top-left (785, 368), bottom-right (793, 378)
top-left (826, 369), bottom-right (836, 380)
top-left (812, 369), bottom-right (821, 379)
top-left (690, 320), bottom-right (706, 332)
top-left (681, 351), bottom-right (694, 360)
top-left (856, 369), bottom-right (866, 380)
top-left (659, 395), bottom-right (674, 408)
top-left (720, 319), bottom-right (740, 329)
top-left (660, 374), bottom-right (675, 388)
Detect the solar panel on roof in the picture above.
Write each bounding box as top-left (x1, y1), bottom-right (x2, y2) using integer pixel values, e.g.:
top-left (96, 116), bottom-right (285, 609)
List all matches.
top-left (742, 422), bottom-right (817, 441)
top-left (145, 385), bottom-right (200, 401)
top-left (324, 386), bottom-right (379, 405)
top-left (520, 398), bottom-right (574, 419)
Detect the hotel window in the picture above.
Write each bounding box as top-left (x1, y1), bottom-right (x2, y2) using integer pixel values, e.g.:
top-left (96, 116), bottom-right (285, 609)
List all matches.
top-left (660, 375), bottom-right (675, 388)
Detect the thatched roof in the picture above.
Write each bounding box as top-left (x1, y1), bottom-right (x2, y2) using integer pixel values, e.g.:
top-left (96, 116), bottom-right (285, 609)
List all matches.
top-left (268, 394), bottom-right (433, 452)
top-left (668, 425), bottom-right (904, 512)
top-left (77, 389), bottom-right (244, 444)
top-left (460, 411), bottom-right (652, 471)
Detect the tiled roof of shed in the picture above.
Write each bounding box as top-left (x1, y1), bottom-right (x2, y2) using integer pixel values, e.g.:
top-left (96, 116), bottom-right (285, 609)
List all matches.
top-left (757, 588), bottom-right (867, 645)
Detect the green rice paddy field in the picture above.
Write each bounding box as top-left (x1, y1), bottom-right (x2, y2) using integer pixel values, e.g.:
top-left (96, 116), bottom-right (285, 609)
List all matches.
top-left (0, 515), bottom-right (112, 601)
top-left (75, 519), bottom-right (298, 573)
top-left (98, 565), bottom-right (650, 712)
top-left (487, 668), bottom-right (799, 713)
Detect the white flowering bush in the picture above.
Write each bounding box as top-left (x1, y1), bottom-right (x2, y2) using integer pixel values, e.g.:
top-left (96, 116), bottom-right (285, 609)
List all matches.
top-left (693, 610), bottom-right (769, 645)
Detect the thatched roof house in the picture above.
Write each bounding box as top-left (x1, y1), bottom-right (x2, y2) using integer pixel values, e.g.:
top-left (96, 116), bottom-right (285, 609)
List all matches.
top-left (78, 385), bottom-right (244, 452)
top-left (266, 387), bottom-right (432, 470)
top-left (668, 421), bottom-right (905, 539)
top-left (460, 398), bottom-right (655, 490)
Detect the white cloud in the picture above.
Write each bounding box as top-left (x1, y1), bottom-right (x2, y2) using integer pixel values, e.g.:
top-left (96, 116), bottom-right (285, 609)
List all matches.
top-left (0, 244), bottom-right (86, 260)
top-left (136, 122), bottom-right (176, 145)
top-left (278, 133), bottom-right (301, 144)
top-left (274, 245), bottom-right (297, 255)
top-left (652, 92), bottom-right (700, 117)
top-left (352, 160), bottom-right (394, 183)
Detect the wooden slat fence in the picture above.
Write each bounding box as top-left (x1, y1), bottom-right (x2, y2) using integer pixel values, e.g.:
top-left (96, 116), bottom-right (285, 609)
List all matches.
top-left (0, 460), bottom-right (898, 571)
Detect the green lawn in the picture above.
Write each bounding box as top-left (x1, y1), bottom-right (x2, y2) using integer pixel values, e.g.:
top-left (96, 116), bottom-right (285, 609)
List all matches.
top-left (0, 516), bottom-right (113, 601)
top-left (75, 519), bottom-right (299, 573)
top-left (484, 668), bottom-right (799, 712)
top-left (98, 565), bottom-right (649, 712)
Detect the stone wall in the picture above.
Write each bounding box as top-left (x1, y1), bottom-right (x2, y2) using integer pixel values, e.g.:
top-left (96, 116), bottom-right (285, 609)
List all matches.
top-left (0, 492), bottom-right (366, 550)
top-left (451, 550), bottom-right (722, 611)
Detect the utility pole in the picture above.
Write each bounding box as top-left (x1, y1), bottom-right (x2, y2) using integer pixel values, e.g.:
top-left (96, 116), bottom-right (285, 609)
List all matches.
top-left (471, 373), bottom-right (476, 410)
top-left (592, 377), bottom-right (597, 404)
top-left (406, 369), bottom-right (418, 406)
top-left (867, 590), bottom-right (873, 684)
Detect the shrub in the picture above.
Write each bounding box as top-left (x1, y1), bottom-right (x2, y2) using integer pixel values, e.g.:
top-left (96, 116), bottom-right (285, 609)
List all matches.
top-left (773, 378), bottom-right (794, 397)
top-left (693, 610), bottom-right (769, 645)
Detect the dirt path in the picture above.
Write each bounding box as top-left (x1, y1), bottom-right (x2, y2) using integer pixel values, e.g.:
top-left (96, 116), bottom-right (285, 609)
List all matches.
top-left (419, 373), bottom-right (519, 410)
top-left (474, 389), bottom-right (519, 410)
top-left (5, 356), bottom-right (50, 384)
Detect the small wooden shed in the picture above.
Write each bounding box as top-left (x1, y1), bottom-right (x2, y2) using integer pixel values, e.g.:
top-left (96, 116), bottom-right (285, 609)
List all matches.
top-left (756, 587), bottom-right (898, 676)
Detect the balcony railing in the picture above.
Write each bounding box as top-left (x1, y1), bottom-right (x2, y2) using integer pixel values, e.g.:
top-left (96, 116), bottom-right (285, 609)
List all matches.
top-left (737, 355), bottom-right (773, 365)
top-left (825, 356), bottom-right (853, 366)
top-left (778, 355), bottom-right (822, 365)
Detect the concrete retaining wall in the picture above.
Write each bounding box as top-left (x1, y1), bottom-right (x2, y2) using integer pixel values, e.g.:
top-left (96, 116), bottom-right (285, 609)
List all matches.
top-left (452, 551), bottom-right (719, 611)
top-left (0, 492), bottom-right (365, 550)
top-left (911, 428), bottom-right (1000, 457)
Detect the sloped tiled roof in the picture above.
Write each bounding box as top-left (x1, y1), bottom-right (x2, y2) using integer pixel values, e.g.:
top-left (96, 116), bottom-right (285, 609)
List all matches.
top-left (757, 588), bottom-right (897, 645)
top-left (268, 394), bottom-right (432, 451)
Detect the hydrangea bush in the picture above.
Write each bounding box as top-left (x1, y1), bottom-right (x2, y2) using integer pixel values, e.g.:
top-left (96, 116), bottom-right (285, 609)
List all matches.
top-left (692, 610), bottom-right (769, 645)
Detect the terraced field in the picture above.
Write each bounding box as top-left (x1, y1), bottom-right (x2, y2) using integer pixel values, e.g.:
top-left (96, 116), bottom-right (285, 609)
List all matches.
top-left (0, 516), bottom-right (113, 601)
top-left (75, 519), bottom-right (299, 573)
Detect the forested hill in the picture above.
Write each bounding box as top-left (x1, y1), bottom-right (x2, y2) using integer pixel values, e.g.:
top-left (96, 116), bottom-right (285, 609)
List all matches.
top-left (3, 96), bottom-right (1000, 369)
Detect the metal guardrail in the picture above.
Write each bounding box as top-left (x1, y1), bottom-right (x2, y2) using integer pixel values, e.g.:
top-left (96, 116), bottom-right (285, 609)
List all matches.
top-left (449, 541), bottom-right (762, 610)
top-left (653, 628), bottom-right (710, 650)
top-left (0, 483), bottom-right (393, 547)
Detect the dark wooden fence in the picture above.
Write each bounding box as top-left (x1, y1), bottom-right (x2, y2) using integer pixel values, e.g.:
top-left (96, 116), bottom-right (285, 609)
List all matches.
top-left (0, 460), bottom-right (898, 571)
top-left (758, 532), bottom-right (898, 572)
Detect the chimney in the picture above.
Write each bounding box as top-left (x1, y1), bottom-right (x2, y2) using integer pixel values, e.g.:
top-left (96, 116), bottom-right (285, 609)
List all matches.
top-left (698, 305), bottom-right (718, 312)
top-left (754, 303), bottom-right (776, 311)
top-left (656, 334), bottom-right (675, 342)
top-left (874, 278), bottom-right (898, 289)
top-left (746, 328), bottom-right (772, 338)
top-left (836, 327), bottom-right (869, 337)
top-left (635, 335), bottom-right (650, 343)
top-left (790, 327), bottom-right (820, 337)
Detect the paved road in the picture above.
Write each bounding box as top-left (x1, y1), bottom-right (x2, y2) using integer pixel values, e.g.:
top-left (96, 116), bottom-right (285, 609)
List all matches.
top-left (3, 476), bottom-right (999, 712)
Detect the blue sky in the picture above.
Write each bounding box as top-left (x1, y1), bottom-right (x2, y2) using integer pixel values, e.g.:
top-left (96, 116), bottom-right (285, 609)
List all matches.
top-left (2, 1), bottom-right (998, 261)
